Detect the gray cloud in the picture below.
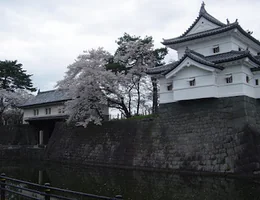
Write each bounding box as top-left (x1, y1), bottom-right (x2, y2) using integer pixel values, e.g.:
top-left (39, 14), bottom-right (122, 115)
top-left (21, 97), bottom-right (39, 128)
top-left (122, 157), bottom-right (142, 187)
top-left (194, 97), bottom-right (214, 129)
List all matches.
top-left (1, 0), bottom-right (260, 91)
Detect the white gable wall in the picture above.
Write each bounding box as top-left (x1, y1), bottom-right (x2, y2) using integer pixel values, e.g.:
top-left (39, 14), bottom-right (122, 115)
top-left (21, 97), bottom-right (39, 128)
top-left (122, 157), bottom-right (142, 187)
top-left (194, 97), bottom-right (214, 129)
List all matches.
top-left (172, 65), bottom-right (217, 101)
top-left (172, 65), bottom-right (213, 89)
top-left (186, 17), bottom-right (220, 35)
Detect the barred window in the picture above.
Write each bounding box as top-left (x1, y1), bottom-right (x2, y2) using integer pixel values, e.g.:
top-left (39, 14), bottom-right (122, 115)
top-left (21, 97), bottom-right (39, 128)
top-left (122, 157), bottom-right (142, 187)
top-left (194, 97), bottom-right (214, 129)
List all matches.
top-left (33, 109), bottom-right (39, 116)
top-left (213, 45), bottom-right (220, 53)
top-left (167, 83), bottom-right (173, 91)
top-left (225, 74), bottom-right (232, 83)
top-left (188, 78), bottom-right (195, 86)
top-left (45, 108), bottom-right (51, 115)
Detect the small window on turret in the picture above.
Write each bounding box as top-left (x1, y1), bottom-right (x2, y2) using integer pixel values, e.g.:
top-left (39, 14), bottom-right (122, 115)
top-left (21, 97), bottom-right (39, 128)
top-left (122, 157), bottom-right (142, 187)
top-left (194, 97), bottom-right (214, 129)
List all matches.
top-left (213, 45), bottom-right (219, 53)
top-left (256, 79), bottom-right (259, 85)
top-left (167, 83), bottom-right (173, 91)
top-left (33, 109), bottom-right (39, 116)
top-left (246, 75), bottom-right (249, 83)
top-left (225, 74), bottom-right (233, 83)
top-left (188, 78), bottom-right (195, 86)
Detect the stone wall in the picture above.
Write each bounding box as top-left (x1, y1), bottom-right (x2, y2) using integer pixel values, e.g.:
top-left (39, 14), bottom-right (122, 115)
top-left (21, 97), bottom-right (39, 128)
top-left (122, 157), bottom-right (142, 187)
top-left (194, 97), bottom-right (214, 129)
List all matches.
top-left (0, 125), bottom-right (43, 161)
top-left (0, 146), bottom-right (44, 161)
top-left (45, 96), bottom-right (260, 174)
top-left (0, 125), bottom-right (38, 145)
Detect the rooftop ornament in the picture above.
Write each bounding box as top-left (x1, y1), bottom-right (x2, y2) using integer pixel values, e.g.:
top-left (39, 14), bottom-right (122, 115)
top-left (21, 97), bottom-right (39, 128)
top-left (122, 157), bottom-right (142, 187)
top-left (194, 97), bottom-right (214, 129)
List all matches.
top-left (199, 1), bottom-right (206, 15)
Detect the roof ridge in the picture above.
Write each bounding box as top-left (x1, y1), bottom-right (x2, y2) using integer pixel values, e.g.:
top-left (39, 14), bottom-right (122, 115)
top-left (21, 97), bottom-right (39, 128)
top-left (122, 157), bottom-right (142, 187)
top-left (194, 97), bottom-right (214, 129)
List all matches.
top-left (199, 2), bottom-right (206, 15)
top-left (38, 89), bottom-right (57, 94)
top-left (38, 88), bottom-right (68, 95)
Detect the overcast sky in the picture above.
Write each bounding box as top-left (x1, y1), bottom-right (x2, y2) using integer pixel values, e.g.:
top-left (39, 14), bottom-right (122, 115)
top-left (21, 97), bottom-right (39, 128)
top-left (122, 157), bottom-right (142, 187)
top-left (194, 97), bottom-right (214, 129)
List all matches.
top-left (1, 0), bottom-right (260, 91)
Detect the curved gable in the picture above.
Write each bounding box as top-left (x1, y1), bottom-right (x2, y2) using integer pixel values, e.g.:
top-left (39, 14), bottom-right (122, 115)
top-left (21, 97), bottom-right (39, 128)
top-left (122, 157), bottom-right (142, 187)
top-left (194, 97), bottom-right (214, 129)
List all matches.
top-left (165, 57), bottom-right (218, 79)
top-left (186, 17), bottom-right (220, 35)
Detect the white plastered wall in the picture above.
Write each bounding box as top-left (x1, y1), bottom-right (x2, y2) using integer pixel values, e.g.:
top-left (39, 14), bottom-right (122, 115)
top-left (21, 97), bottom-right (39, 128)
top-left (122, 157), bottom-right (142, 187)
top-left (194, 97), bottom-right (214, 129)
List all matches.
top-left (159, 61), bottom-right (260, 103)
top-left (177, 36), bottom-right (233, 59)
top-left (23, 104), bottom-right (66, 120)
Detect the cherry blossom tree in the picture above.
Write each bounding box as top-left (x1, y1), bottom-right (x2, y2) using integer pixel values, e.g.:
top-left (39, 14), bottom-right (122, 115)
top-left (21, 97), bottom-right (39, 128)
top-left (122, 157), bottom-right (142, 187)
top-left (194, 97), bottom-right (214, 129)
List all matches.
top-left (57, 48), bottom-right (136, 127)
top-left (58, 35), bottom-right (168, 127)
top-left (114, 33), bottom-right (168, 114)
top-left (0, 89), bottom-right (32, 125)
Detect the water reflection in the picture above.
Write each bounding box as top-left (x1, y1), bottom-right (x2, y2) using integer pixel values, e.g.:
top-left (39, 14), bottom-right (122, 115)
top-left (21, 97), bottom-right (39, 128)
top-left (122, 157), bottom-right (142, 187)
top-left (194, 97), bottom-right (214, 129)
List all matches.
top-left (0, 161), bottom-right (259, 200)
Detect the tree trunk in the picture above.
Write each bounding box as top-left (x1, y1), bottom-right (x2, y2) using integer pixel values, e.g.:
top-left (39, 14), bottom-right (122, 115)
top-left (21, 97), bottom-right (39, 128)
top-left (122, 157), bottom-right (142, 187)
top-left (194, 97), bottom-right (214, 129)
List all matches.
top-left (151, 77), bottom-right (158, 114)
top-left (121, 98), bottom-right (131, 118)
top-left (128, 89), bottom-right (132, 116)
top-left (107, 97), bottom-right (132, 118)
top-left (136, 81), bottom-right (140, 115)
top-left (0, 98), bottom-right (4, 125)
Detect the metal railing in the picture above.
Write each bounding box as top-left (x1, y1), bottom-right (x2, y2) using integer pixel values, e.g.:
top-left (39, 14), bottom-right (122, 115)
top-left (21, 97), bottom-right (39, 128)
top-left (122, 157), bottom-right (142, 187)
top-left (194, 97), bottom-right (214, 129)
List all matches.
top-left (0, 173), bottom-right (123, 200)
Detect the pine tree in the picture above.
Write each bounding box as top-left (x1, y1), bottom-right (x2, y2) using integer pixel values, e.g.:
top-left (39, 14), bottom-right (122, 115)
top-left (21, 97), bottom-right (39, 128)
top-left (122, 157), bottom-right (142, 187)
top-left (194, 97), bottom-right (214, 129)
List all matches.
top-left (0, 60), bottom-right (36, 92)
top-left (0, 60), bottom-right (35, 125)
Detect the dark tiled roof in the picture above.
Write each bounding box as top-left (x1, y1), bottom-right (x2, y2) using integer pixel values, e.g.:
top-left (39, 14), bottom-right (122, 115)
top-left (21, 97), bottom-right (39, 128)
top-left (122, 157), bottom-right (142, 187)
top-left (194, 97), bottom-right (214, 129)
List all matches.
top-left (207, 50), bottom-right (260, 65)
top-left (162, 23), bottom-right (236, 45)
top-left (161, 49), bottom-right (223, 75)
top-left (180, 2), bottom-right (225, 37)
top-left (147, 62), bottom-right (177, 75)
top-left (148, 50), bottom-right (260, 75)
top-left (206, 51), bottom-right (248, 63)
top-left (20, 89), bottom-right (70, 108)
top-left (251, 68), bottom-right (260, 72)
top-left (254, 55), bottom-right (260, 61)
top-left (162, 22), bottom-right (260, 47)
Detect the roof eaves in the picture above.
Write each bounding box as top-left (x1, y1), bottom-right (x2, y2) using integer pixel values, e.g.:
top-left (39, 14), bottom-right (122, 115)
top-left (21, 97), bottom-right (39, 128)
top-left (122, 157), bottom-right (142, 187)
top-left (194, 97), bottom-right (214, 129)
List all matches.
top-left (208, 50), bottom-right (260, 65)
top-left (162, 54), bottom-right (188, 75)
top-left (251, 68), bottom-right (260, 72)
top-left (147, 63), bottom-right (176, 75)
top-left (19, 99), bottom-right (70, 109)
top-left (162, 23), bottom-right (237, 45)
top-left (236, 25), bottom-right (260, 47)
top-left (188, 52), bottom-right (224, 70)
top-left (247, 52), bottom-right (260, 65)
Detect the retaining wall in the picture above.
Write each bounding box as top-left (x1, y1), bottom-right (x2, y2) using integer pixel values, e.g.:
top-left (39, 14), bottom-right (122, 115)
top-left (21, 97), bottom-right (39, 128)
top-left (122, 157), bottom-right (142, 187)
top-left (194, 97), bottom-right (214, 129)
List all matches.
top-left (44, 96), bottom-right (260, 174)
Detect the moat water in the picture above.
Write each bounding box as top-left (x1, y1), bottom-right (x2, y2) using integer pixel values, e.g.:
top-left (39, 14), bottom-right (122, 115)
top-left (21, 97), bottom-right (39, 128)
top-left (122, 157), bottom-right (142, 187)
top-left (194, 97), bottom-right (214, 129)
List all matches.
top-left (0, 161), bottom-right (260, 200)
